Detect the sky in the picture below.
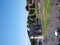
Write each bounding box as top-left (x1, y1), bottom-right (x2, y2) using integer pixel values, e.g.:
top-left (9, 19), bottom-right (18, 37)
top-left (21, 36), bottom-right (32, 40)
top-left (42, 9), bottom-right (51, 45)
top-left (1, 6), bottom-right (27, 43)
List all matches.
top-left (0, 0), bottom-right (30, 45)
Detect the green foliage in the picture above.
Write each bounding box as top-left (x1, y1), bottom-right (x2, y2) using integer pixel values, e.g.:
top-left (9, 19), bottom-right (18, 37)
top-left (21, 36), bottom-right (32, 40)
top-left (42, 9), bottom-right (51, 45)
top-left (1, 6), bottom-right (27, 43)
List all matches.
top-left (29, 9), bottom-right (35, 14)
top-left (29, 14), bottom-right (36, 19)
top-left (25, 5), bottom-right (29, 11)
top-left (27, 14), bottom-right (36, 28)
top-left (43, 0), bottom-right (51, 14)
top-left (30, 3), bottom-right (35, 8)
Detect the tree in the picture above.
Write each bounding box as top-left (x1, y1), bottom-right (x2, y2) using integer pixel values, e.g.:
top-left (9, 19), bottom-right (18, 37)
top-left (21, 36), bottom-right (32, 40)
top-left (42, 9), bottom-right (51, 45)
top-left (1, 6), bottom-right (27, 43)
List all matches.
top-left (27, 24), bottom-right (30, 28)
top-left (25, 5), bottom-right (29, 11)
top-left (30, 14), bottom-right (36, 18)
top-left (30, 3), bottom-right (35, 8)
top-left (29, 9), bottom-right (35, 14)
top-left (30, 39), bottom-right (36, 45)
top-left (27, 30), bottom-right (30, 37)
top-left (27, 18), bottom-right (32, 24)
top-left (27, 14), bottom-right (36, 28)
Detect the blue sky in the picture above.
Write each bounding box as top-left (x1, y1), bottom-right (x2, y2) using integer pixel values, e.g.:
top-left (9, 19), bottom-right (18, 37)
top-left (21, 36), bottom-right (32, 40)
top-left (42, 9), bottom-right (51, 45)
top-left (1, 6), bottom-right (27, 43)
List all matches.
top-left (0, 0), bottom-right (30, 45)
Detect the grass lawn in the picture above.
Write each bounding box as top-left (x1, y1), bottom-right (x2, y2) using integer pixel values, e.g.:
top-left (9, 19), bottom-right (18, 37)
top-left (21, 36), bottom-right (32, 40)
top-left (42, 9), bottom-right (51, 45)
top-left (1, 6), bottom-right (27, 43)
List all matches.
top-left (40, 0), bottom-right (51, 37)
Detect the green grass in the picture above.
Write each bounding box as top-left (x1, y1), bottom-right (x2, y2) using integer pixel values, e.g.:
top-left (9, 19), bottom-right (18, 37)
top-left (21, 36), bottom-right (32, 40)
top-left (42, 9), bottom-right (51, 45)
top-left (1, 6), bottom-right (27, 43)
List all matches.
top-left (43, 0), bottom-right (51, 14)
top-left (40, 0), bottom-right (51, 37)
